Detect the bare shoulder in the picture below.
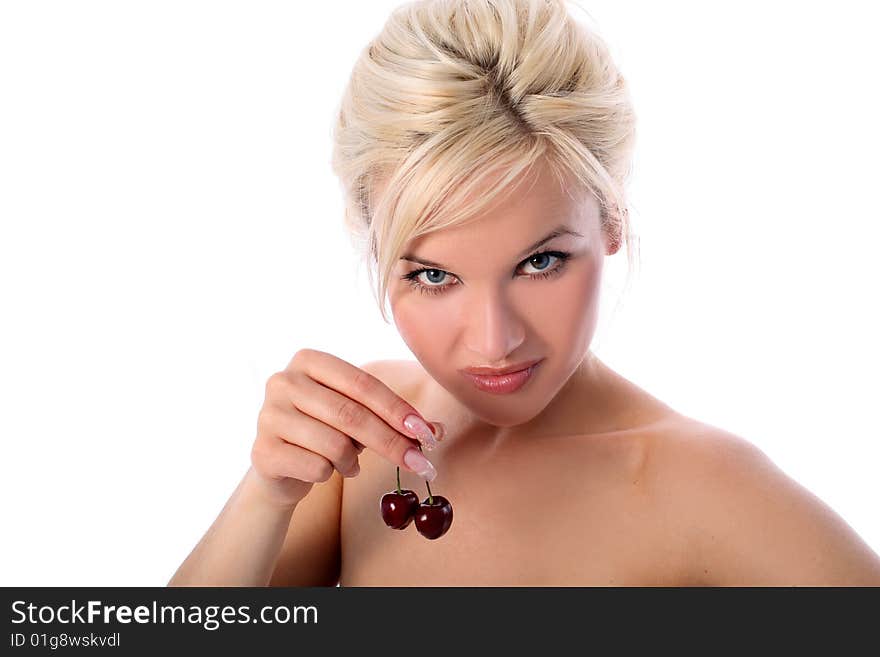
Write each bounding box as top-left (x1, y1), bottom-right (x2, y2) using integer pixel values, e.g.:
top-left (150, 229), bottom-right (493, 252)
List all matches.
top-left (643, 416), bottom-right (880, 585)
top-left (358, 359), bottom-right (425, 403)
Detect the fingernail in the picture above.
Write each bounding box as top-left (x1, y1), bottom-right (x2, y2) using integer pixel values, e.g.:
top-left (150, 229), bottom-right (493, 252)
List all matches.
top-left (403, 413), bottom-right (438, 450)
top-left (403, 447), bottom-right (437, 481)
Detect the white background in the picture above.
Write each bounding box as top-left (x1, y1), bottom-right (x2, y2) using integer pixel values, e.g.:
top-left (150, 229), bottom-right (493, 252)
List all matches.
top-left (1, 1), bottom-right (878, 585)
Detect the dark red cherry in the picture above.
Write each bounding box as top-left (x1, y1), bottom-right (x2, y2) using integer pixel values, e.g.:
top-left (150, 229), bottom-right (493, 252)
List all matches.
top-left (380, 489), bottom-right (419, 529)
top-left (414, 495), bottom-right (453, 539)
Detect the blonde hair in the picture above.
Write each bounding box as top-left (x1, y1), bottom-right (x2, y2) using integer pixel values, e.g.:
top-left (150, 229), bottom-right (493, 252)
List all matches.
top-left (330, 0), bottom-right (639, 323)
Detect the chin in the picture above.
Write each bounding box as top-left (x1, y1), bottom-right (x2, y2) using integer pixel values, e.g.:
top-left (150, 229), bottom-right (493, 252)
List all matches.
top-left (473, 411), bottom-right (537, 429)
top-left (456, 385), bottom-right (548, 427)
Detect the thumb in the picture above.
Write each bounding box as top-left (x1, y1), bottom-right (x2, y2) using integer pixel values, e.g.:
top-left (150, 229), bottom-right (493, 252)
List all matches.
top-left (428, 421), bottom-right (446, 441)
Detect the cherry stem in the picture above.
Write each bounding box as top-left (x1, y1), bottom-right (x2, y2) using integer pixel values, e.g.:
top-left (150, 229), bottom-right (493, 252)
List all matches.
top-left (396, 465), bottom-right (401, 493)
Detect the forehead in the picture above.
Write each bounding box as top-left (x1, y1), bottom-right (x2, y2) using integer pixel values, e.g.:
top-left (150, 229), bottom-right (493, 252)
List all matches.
top-left (402, 163), bottom-right (599, 257)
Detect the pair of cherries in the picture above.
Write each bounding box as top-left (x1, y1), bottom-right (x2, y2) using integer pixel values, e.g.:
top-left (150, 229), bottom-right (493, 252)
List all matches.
top-left (380, 446), bottom-right (453, 539)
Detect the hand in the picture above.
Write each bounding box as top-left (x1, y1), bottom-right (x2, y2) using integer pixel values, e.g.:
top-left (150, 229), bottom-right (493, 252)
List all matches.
top-left (249, 349), bottom-right (442, 508)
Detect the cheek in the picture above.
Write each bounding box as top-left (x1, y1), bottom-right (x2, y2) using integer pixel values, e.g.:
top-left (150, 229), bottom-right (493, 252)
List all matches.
top-left (390, 293), bottom-right (444, 354)
top-left (527, 262), bottom-right (602, 343)
top-left (392, 309), bottom-right (423, 348)
top-left (531, 258), bottom-right (600, 308)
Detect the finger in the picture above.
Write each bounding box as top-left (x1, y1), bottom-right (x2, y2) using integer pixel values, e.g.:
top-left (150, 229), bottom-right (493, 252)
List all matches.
top-left (428, 421), bottom-right (446, 441)
top-left (261, 405), bottom-right (361, 477)
top-left (254, 435), bottom-right (336, 483)
top-left (289, 351), bottom-right (438, 448)
top-left (286, 350), bottom-right (438, 479)
top-left (290, 373), bottom-right (431, 478)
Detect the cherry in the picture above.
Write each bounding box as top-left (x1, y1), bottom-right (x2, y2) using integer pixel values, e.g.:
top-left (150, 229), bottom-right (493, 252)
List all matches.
top-left (381, 443), bottom-right (453, 539)
top-left (380, 488), bottom-right (419, 529)
top-left (414, 494), bottom-right (453, 540)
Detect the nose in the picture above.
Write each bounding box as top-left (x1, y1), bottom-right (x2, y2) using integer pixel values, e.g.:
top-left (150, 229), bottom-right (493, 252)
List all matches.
top-left (462, 285), bottom-right (526, 363)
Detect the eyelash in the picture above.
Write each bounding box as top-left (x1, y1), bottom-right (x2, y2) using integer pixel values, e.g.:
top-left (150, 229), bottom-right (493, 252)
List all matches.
top-left (401, 249), bottom-right (572, 297)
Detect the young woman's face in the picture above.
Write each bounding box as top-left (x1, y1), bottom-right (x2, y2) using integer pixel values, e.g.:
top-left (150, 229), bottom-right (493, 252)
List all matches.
top-left (387, 163), bottom-right (612, 431)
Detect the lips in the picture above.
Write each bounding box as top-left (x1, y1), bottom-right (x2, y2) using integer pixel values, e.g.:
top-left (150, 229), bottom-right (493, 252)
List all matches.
top-left (461, 358), bottom-right (543, 377)
top-left (461, 359), bottom-right (542, 394)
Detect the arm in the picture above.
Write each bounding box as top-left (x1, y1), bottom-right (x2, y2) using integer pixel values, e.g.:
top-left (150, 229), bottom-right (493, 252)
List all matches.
top-left (167, 465), bottom-right (342, 587)
top-left (169, 358), bottom-right (409, 587)
top-left (268, 465), bottom-right (342, 586)
top-left (678, 427), bottom-right (880, 586)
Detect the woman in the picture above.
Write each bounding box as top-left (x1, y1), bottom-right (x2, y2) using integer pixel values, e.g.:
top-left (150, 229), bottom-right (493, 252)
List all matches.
top-left (169, 0), bottom-right (880, 586)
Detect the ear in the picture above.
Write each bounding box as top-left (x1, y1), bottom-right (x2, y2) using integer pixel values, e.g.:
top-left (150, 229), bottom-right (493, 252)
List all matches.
top-left (602, 220), bottom-right (623, 256)
top-left (605, 232), bottom-right (621, 256)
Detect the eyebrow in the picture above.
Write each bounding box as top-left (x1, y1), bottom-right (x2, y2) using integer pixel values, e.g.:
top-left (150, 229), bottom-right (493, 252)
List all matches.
top-left (400, 225), bottom-right (584, 270)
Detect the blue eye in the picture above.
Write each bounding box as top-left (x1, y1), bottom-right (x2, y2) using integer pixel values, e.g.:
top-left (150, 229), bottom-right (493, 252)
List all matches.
top-left (522, 252), bottom-right (555, 274)
top-left (401, 250), bottom-right (572, 297)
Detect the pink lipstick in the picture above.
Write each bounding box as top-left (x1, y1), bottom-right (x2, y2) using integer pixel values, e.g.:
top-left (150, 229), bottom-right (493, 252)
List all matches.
top-left (460, 358), bottom-right (542, 394)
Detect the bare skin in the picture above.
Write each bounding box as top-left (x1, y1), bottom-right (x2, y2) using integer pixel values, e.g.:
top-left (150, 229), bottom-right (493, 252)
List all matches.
top-left (337, 358), bottom-right (880, 586)
top-left (339, 356), bottom-right (677, 585)
top-left (177, 157), bottom-right (880, 587)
